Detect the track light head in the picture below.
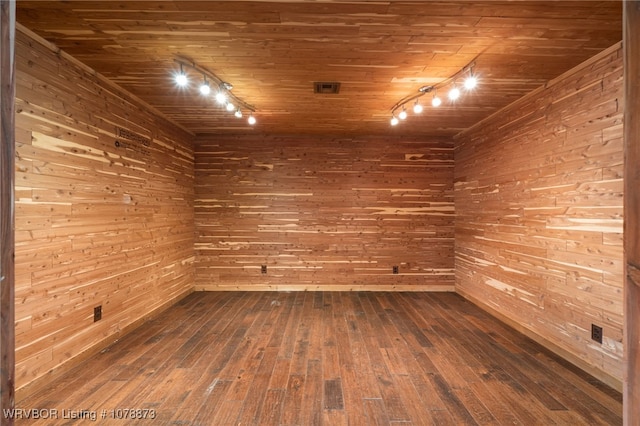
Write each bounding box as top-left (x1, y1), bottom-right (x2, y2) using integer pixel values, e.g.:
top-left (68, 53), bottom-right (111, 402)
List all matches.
top-left (176, 74), bottom-right (188, 87)
top-left (215, 91), bottom-right (227, 104)
top-left (199, 84), bottom-right (211, 95)
top-left (448, 85), bottom-right (461, 101)
top-left (464, 75), bottom-right (478, 90)
top-left (175, 64), bottom-right (188, 87)
top-left (199, 76), bottom-right (211, 95)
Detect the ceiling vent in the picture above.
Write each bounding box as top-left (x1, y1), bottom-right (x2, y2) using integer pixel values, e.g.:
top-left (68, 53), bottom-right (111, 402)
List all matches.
top-left (314, 82), bottom-right (341, 94)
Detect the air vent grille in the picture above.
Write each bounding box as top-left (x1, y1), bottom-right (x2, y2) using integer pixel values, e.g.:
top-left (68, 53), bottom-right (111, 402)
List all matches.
top-left (314, 82), bottom-right (341, 94)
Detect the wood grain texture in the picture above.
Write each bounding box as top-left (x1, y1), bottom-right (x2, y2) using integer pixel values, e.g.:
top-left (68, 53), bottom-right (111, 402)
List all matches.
top-left (455, 43), bottom-right (624, 389)
top-left (13, 1), bottom-right (623, 137)
top-left (14, 291), bottom-right (622, 425)
top-left (13, 28), bottom-right (195, 395)
top-left (194, 135), bottom-right (454, 291)
top-left (1, 0), bottom-right (16, 421)
top-left (623, 1), bottom-right (640, 424)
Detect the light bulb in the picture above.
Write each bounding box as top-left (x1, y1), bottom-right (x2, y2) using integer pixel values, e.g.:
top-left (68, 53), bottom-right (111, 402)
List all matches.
top-left (226, 102), bottom-right (235, 112)
top-left (431, 95), bottom-right (442, 107)
top-left (175, 68), bottom-right (188, 87)
top-left (248, 114), bottom-right (256, 125)
top-left (175, 64), bottom-right (188, 87)
top-left (398, 108), bottom-right (408, 120)
top-left (390, 116), bottom-right (399, 126)
top-left (413, 101), bottom-right (423, 114)
top-left (215, 91), bottom-right (227, 104)
top-left (235, 109), bottom-right (243, 118)
top-left (199, 81), bottom-right (211, 96)
top-left (175, 74), bottom-right (188, 87)
top-left (464, 75), bottom-right (477, 90)
top-left (448, 86), bottom-right (461, 101)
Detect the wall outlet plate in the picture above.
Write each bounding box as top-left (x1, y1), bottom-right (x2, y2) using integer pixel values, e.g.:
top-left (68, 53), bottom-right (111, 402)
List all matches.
top-left (94, 305), bottom-right (102, 322)
top-left (591, 324), bottom-right (603, 344)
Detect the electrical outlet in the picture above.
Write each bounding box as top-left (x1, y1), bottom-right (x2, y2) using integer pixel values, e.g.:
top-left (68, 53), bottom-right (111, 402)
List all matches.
top-left (94, 305), bottom-right (102, 322)
top-left (392, 265), bottom-right (399, 274)
top-left (261, 265), bottom-right (267, 274)
top-left (591, 324), bottom-right (603, 344)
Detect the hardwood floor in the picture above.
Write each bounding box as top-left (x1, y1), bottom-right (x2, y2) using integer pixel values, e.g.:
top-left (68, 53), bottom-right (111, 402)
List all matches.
top-left (15, 292), bottom-right (622, 425)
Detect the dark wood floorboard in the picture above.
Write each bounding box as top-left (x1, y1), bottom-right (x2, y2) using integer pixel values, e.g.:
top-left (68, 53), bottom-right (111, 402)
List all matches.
top-left (14, 292), bottom-right (622, 425)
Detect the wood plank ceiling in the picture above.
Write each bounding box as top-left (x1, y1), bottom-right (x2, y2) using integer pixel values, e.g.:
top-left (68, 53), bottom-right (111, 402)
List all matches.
top-left (15, 1), bottom-right (622, 137)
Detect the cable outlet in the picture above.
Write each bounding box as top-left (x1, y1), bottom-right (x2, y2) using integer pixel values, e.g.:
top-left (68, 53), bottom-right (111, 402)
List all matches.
top-left (94, 305), bottom-right (102, 322)
top-left (591, 324), bottom-right (603, 344)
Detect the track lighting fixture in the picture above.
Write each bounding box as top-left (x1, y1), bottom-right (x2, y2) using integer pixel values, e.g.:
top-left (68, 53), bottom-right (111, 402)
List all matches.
top-left (215, 90), bottom-right (227, 105)
top-left (175, 64), bottom-right (188, 87)
top-left (389, 59), bottom-right (479, 126)
top-left (173, 58), bottom-right (257, 126)
top-left (448, 84), bottom-right (461, 101)
top-left (199, 76), bottom-right (211, 96)
top-left (464, 75), bottom-right (478, 90)
top-left (431, 91), bottom-right (442, 107)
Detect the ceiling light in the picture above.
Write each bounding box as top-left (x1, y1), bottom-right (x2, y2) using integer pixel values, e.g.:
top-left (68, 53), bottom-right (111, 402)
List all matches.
top-left (448, 85), bottom-right (461, 101)
top-left (215, 91), bottom-right (227, 104)
top-left (431, 94), bottom-right (442, 107)
top-left (175, 64), bottom-right (188, 87)
top-left (173, 59), bottom-right (257, 127)
top-left (176, 73), bottom-right (188, 87)
top-left (464, 75), bottom-right (478, 90)
top-left (199, 76), bottom-right (211, 96)
top-left (388, 58), bottom-right (480, 127)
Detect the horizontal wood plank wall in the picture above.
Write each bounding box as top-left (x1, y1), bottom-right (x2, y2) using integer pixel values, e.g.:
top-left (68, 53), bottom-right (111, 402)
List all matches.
top-left (14, 27), bottom-right (196, 395)
top-left (194, 135), bottom-right (454, 291)
top-left (454, 43), bottom-right (624, 389)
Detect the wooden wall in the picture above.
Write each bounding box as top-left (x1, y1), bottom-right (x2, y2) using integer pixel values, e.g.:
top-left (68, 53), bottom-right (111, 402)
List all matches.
top-left (624, 1), bottom-right (640, 422)
top-left (1, 0), bottom-right (16, 417)
top-left (194, 135), bottom-right (454, 291)
top-left (14, 27), bottom-right (195, 395)
top-left (454, 43), bottom-right (624, 389)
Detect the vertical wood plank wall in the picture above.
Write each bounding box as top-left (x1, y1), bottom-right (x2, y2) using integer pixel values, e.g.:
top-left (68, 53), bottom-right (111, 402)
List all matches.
top-left (1, 0), bottom-right (16, 419)
top-left (13, 27), bottom-right (196, 395)
top-left (194, 135), bottom-right (454, 291)
top-left (454, 43), bottom-right (624, 389)
top-left (624, 1), bottom-right (640, 423)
